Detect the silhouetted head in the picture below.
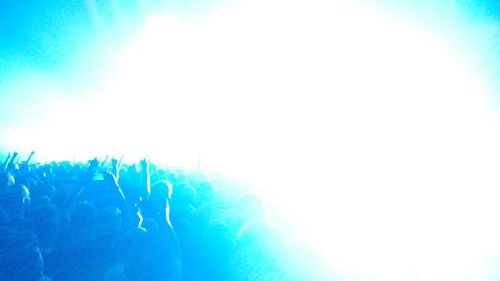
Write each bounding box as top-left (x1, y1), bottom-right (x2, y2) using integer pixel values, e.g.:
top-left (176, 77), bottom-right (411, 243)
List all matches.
top-left (36, 183), bottom-right (56, 199)
top-left (29, 204), bottom-right (60, 253)
top-left (171, 183), bottom-right (198, 217)
top-left (0, 184), bottom-right (30, 220)
top-left (237, 193), bottom-right (266, 221)
top-left (69, 200), bottom-right (96, 241)
top-left (94, 206), bottom-right (122, 241)
top-left (150, 180), bottom-right (173, 202)
top-left (0, 231), bottom-right (44, 281)
top-left (191, 173), bottom-right (214, 203)
top-left (0, 171), bottom-right (15, 188)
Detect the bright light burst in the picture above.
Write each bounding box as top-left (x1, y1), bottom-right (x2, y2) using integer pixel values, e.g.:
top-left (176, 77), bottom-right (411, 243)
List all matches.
top-left (98, 1), bottom-right (500, 280)
top-left (3, 0), bottom-right (500, 280)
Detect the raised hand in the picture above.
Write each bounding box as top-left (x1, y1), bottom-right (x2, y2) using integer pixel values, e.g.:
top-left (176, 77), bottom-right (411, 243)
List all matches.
top-left (110, 156), bottom-right (124, 179)
top-left (89, 157), bottom-right (99, 170)
top-left (118, 155), bottom-right (124, 167)
top-left (10, 151), bottom-right (19, 164)
top-left (5, 151), bottom-right (19, 169)
top-left (102, 170), bottom-right (120, 189)
top-left (100, 155), bottom-right (110, 168)
top-left (140, 158), bottom-right (150, 171)
top-left (24, 151), bottom-right (35, 164)
top-left (2, 152), bottom-right (11, 170)
top-left (111, 158), bottom-right (118, 174)
top-left (140, 158), bottom-right (151, 198)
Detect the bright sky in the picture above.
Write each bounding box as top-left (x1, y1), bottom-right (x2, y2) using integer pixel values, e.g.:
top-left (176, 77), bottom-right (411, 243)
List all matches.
top-left (1, 1), bottom-right (500, 280)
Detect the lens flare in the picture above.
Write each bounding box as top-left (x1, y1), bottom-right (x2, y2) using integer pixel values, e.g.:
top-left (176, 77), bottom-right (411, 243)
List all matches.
top-left (2, 1), bottom-right (500, 280)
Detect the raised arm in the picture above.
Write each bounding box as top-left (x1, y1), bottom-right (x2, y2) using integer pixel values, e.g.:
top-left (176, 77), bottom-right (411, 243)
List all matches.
top-left (110, 156), bottom-right (124, 180)
top-left (6, 151), bottom-right (18, 169)
top-left (24, 151), bottom-right (35, 164)
top-left (140, 158), bottom-right (151, 199)
top-left (2, 152), bottom-right (11, 170)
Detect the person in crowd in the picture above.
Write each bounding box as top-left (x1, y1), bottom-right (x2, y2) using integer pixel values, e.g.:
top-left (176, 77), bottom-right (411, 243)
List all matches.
top-left (0, 151), bottom-right (313, 281)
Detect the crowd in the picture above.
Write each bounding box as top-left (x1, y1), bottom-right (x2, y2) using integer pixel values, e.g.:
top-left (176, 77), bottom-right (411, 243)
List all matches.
top-left (0, 152), bottom-right (325, 281)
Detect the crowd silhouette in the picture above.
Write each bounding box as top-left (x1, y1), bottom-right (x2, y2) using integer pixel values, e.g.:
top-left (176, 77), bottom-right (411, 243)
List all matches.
top-left (0, 151), bottom-right (323, 281)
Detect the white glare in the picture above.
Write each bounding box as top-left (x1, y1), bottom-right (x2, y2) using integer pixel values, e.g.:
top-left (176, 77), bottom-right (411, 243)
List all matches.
top-left (4, 1), bottom-right (500, 280)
